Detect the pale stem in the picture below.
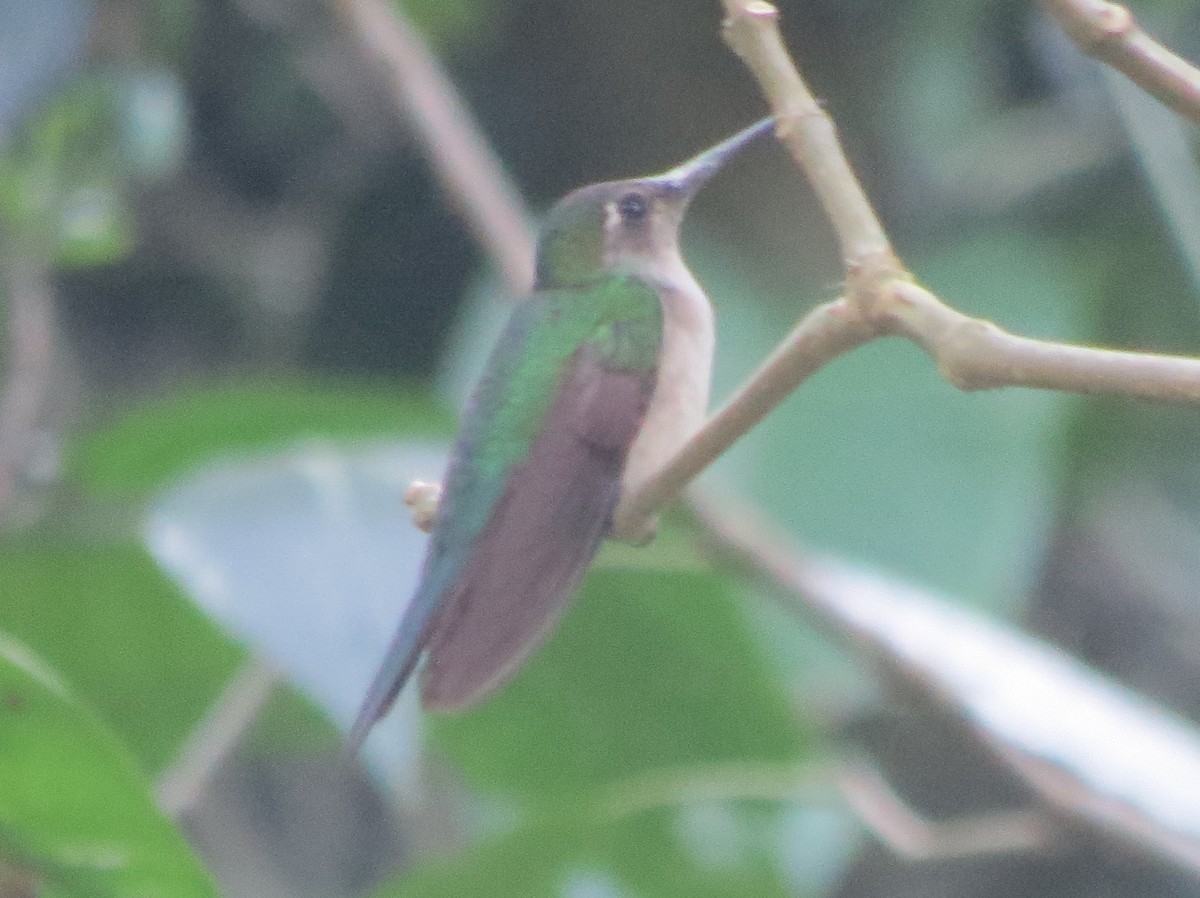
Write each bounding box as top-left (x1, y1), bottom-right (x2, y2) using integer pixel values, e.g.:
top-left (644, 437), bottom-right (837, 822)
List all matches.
top-left (720, 0), bottom-right (896, 271)
top-left (0, 255), bottom-right (56, 520)
top-left (613, 299), bottom-right (873, 538)
top-left (885, 281), bottom-right (1200, 402)
top-left (838, 760), bottom-right (1058, 860)
top-left (348, 0), bottom-right (1200, 541)
top-left (156, 657), bottom-right (282, 817)
top-left (1041, 0), bottom-right (1200, 128)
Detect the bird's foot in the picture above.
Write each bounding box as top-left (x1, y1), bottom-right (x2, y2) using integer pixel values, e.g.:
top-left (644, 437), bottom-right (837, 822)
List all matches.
top-left (404, 480), bottom-right (442, 532)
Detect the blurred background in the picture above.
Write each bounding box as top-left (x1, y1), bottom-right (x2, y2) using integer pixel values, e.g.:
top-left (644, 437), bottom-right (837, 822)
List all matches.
top-left (5, 0), bottom-right (1200, 895)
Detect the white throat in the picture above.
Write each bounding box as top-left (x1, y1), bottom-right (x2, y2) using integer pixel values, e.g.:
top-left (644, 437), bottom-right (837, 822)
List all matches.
top-left (610, 257), bottom-right (714, 542)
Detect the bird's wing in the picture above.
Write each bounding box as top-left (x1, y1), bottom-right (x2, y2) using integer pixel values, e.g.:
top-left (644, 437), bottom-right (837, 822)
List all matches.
top-left (345, 278), bottom-right (661, 748)
top-left (420, 338), bottom-right (656, 710)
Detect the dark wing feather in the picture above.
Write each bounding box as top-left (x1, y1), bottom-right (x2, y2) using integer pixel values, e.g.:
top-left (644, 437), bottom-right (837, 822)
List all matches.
top-left (419, 343), bottom-right (654, 711)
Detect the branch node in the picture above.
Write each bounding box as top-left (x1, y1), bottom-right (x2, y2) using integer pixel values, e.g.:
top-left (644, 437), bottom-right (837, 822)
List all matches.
top-left (1042, 0), bottom-right (1200, 127)
top-left (845, 253), bottom-right (909, 326)
top-left (1079, 1), bottom-right (1135, 52)
top-left (1097, 3), bottom-right (1133, 38)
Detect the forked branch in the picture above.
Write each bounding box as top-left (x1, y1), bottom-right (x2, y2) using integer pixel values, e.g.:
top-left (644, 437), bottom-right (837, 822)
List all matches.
top-left (338, 0), bottom-right (1200, 537)
top-left (602, 0), bottom-right (1200, 534)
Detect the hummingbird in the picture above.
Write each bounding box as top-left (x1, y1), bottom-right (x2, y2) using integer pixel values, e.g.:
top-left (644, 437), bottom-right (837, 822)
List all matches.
top-left (347, 117), bottom-right (775, 752)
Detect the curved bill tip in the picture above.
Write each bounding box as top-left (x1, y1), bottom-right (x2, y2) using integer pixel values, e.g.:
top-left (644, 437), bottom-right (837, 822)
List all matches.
top-left (657, 115), bottom-right (776, 196)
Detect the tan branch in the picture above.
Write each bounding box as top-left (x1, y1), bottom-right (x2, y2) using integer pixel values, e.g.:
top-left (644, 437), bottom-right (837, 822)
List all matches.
top-left (351, 0), bottom-right (1200, 541)
top-left (1042, 0), bottom-right (1200, 128)
top-left (330, 0), bottom-right (536, 294)
top-left (616, 0), bottom-right (1200, 537)
top-left (613, 299), bottom-right (873, 538)
top-left (884, 281), bottom-right (1200, 402)
top-left (839, 760), bottom-right (1058, 861)
top-left (720, 0), bottom-right (897, 271)
top-left (0, 255), bottom-right (56, 520)
top-left (686, 490), bottom-right (1200, 879)
top-left (156, 657), bottom-right (281, 817)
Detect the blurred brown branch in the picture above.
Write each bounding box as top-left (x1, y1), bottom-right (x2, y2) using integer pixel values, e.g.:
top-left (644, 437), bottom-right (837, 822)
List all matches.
top-left (1041, 0), bottom-right (1200, 128)
top-left (686, 490), bottom-right (1200, 877)
top-left (156, 657), bottom-right (281, 818)
top-left (0, 255), bottom-right (56, 521)
top-left (344, 0), bottom-right (1200, 875)
top-left (330, 0), bottom-right (536, 295)
top-left (614, 299), bottom-right (873, 536)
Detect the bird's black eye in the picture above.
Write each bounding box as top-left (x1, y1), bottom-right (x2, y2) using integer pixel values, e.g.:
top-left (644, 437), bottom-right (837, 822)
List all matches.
top-left (617, 192), bottom-right (648, 221)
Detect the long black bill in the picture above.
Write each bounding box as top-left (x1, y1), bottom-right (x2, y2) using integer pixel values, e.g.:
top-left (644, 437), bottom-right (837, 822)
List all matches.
top-left (656, 116), bottom-right (776, 197)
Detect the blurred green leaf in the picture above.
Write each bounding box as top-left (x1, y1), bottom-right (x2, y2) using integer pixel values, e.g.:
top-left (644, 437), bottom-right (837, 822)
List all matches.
top-left (0, 75), bottom-right (120, 248)
top-left (0, 65), bottom-right (187, 267)
top-left (141, 441), bottom-right (445, 771)
top-left (69, 379), bottom-right (451, 497)
top-left (53, 185), bottom-right (134, 268)
top-left (0, 633), bottom-right (218, 898)
top-left (373, 807), bottom-right (796, 898)
top-left (30, 381), bottom-right (454, 765)
top-left (0, 542), bottom-right (243, 773)
top-left (433, 568), bottom-right (811, 801)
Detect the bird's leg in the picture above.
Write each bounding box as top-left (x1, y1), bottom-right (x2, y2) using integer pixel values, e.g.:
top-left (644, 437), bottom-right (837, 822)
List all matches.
top-left (404, 480), bottom-right (443, 532)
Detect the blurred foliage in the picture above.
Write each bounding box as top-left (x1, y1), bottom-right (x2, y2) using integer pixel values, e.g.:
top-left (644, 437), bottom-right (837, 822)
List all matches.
top-left (0, 65), bottom-right (187, 266)
top-left (0, 76), bottom-right (134, 265)
top-left (3, 0), bottom-right (1200, 896)
top-left (433, 570), bottom-right (810, 801)
top-left (396, 0), bottom-right (496, 50)
top-left (0, 543), bottom-right (242, 774)
top-left (374, 807), bottom-right (799, 898)
top-left (0, 633), bottom-right (217, 898)
top-left (69, 380), bottom-right (450, 497)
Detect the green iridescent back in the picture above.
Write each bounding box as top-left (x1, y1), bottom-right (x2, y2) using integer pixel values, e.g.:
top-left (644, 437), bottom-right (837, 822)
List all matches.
top-left (412, 274), bottom-right (663, 618)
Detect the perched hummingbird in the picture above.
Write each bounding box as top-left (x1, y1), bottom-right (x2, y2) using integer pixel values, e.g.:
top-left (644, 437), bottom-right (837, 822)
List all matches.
top-left (347, 117), bottom-right (774, 752)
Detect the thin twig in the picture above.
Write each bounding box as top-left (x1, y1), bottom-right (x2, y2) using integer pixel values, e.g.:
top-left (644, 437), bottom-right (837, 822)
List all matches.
top-left (616, 0), bottom-right (1200, 536)
top-left (720, 0), bottom-right (896, 272)
top-left (329, 0), bottom-right (536, 295)
top-left (613, 299), bottom-right (872, 537)
top-left (838, 760), bottom-right (1058, 861)
top-left (1041, 0), bottom-right (1200, 128)
top-left (597, 760), bottom-right (834, 819)
top-left (156, 657), bottom-right (281, 817)
top-left (684, 490), bottom-right (1200, 878)
top-left (0, 255), bottom-right (56, 520)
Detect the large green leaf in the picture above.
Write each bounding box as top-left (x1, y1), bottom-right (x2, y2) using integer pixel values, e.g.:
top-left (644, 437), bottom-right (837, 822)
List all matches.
top-left (433, 568), bottom-right (811, 801)
top-left (0, 543), bottom-right (243, 774)
top-left (69, 379), bottom-right (450, 497)
top-left (8, 381), bottom-right (451, 770)
top-left (0, 633), bottom-right (218, 898)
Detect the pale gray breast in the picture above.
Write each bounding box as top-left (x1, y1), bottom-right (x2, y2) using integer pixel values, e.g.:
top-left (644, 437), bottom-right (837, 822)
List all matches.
top-left (610, 269), bottom-right (715, 541)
